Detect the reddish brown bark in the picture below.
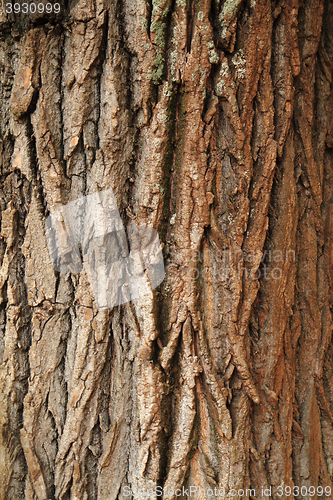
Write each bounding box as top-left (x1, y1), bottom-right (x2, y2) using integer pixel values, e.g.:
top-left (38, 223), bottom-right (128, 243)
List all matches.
top-left (0, 0), bottom-right (333, 499)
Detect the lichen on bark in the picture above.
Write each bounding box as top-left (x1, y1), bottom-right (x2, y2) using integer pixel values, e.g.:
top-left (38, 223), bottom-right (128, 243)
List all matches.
top-left (0, 0), bottom-right (333, 499)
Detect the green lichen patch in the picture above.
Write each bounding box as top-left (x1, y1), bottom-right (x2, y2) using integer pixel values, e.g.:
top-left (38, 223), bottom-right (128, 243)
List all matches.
top-left (149, 0), bottom-right (171, 85)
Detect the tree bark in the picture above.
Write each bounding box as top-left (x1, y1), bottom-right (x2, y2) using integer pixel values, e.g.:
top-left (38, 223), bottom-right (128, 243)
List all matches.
top-left (0, 0), bottom-right (333, 499)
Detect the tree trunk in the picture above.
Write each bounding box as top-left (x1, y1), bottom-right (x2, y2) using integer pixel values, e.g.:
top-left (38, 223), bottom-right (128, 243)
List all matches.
top-left (0, 0), bottom-right (333, 499)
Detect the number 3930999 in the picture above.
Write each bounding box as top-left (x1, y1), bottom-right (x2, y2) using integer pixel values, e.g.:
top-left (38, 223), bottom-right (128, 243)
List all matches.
top-left (276, 485), bottom-right (332, 497)
top-left (5, 2), bottom-right (60, 14)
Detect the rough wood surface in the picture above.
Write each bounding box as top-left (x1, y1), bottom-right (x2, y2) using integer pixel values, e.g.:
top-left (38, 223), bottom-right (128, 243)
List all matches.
top-left (0, 0), bottom-right (333, 499)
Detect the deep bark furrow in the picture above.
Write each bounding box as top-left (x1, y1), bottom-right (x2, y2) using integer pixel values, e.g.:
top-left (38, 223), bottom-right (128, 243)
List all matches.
top-left (1, 0), bottom-right (333, 499)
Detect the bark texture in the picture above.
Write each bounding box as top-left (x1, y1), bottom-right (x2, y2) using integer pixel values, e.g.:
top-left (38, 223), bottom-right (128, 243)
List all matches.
top-left (0, 0), bottom-right (333, 499)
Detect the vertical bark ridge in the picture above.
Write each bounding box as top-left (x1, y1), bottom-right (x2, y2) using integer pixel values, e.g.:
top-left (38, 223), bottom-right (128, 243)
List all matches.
top-left (0, 0), bottom-right (333, 499)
